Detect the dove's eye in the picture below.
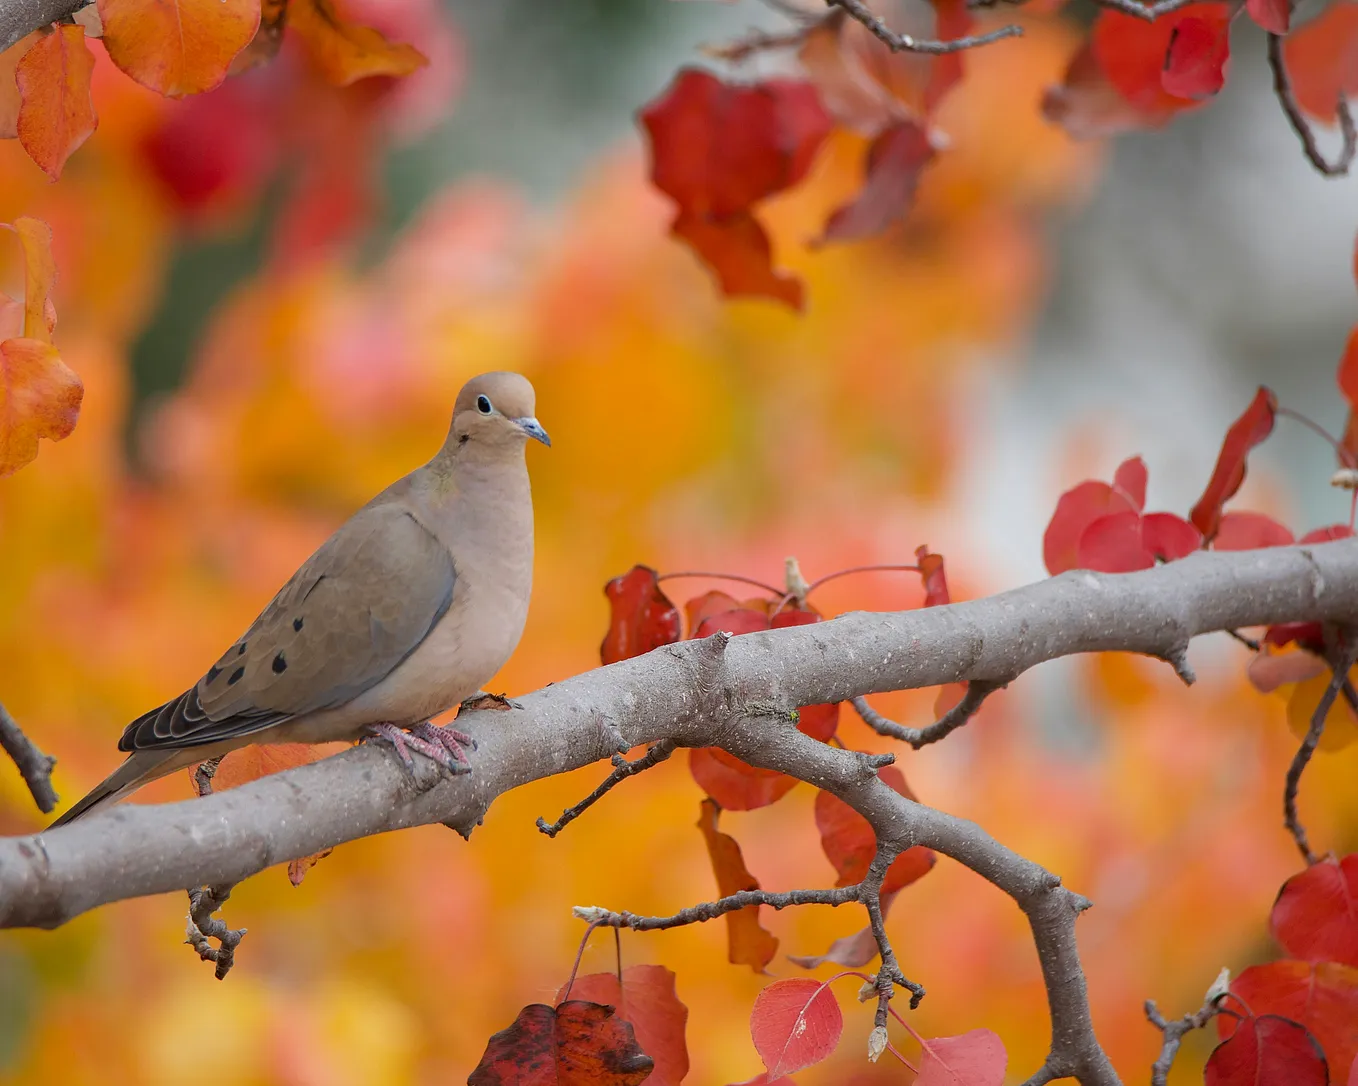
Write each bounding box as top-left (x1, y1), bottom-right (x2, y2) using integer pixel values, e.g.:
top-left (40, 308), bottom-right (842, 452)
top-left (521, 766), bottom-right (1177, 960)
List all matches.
top-left (476, 395), bottom-right (493, 414)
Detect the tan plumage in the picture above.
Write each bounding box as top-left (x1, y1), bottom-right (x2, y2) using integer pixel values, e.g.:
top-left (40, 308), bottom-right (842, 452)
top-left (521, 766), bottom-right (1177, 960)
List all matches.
top-left (51, 372), bottom-right (549, 827)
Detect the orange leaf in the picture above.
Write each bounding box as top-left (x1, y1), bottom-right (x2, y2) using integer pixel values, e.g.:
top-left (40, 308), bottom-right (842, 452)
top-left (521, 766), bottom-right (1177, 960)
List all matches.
top-left (287, 849), bottom-right (333, 886)
top-left (7, 216), bottom-right (56, 344)
top-left (0, 337), bottom-right (82, 477)
top-left (469, 1001), bottom-right (654, 1086)
top-left (697, 798), bottom-right (779, 972)
top-left (556, 967), bottom-right (689, 1086)
top-left (0, 33), bottom-right (39, 140)
top-left (15, 25), bottom-right (97, 181)
top-left (288, 0), bottom-right (427, 87)
top-left (97, 0), bottom-right (260, 97)
top-left (209, 742), bottom-right (339, 790)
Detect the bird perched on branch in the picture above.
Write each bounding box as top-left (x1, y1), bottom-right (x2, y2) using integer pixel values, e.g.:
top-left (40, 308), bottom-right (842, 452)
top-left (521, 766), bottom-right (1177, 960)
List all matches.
top-left (50, 372), bottom-right (550, 827)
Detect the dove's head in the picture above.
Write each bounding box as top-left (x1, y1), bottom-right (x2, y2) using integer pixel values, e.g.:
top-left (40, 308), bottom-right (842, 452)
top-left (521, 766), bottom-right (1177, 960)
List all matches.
top-left (450, 372), bottom-right (551, 452)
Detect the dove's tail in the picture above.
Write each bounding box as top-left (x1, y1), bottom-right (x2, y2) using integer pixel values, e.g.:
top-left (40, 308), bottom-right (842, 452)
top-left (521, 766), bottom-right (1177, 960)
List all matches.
top-left (48, 749), bottom-right (198, 828)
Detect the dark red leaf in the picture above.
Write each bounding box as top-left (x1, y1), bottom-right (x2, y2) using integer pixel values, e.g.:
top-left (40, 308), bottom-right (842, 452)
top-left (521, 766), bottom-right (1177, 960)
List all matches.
top-left (818, 121), bottom-right (934, 244)
top-left (1247, 0), bottom-right (1291, 34)
top-left (697, 798), bottom-right (780, 971)
top-left (1271, 855), bottom-right (1358, 968)
top-left (693, 607), bottom-right (771, 639)
top-left (468, 1001), bottom-right (654, 1086)
top-left (1265, 623), bottom-right (1326, 652)
top-left (690, 747), bottom-right (798, 811)
top-left (556, 966), bottom-right (689, 1086)
top-left (601, 566), bottom-right (682, 665)
top-left (750, 979), bottom-right (843, 1077)
top-left (641, 69), bottom-right (832, 218)
top-left (685, 590), bottom-right (744, 636)
top-left (1301, 525), bottom-right (1357, 543)
top-left (770, 609), bottom-right (840, 742)
top-left (1113, 455), bottom-right (1148, 510)
top-left (1281, 3), bottom-right (1358, 123)
top-left (923, 0), bottom-right (973, 113)
top-left (1214, 512), bottom-right (1296, 550)
top-left (1189, 387), bottom-right (1278, 541)
top-left (1043, 480), bottom-right (1138, 575)
top-left (1224, 960), bottom-right (1358, 1079)
top-left (1161, 12), bottom-right (1231, 100)
top-left (670, 210), bottom-right (803, 309)
top-left (916, 544), bottom-right (950, 606)
top-left (726, 1077), bottom-right (795, 1086)
top-left (1093, 4), bottom-right (1231, 115)
top-left (815, 767), bottom-right (936, 894)
top-left (916, 1028), bottom-right (1008, 1086)
top-left (1206, 1014), bottom-right (1328, 1086)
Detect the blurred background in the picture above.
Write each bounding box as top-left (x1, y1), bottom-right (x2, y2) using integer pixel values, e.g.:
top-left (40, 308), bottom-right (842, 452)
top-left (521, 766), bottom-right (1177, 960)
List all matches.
top-left (1, 1), bottom-right (1356, 1083)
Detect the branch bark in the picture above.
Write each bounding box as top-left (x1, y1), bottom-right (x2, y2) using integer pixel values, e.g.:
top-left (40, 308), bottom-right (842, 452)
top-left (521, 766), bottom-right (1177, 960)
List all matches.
top-left (0, 0), bottom-right (83, 53)
top-left (2, 541), bottom-right (1356, 1083)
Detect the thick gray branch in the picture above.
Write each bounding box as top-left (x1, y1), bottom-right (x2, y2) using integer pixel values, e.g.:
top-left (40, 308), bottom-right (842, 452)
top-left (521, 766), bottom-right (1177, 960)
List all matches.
top-left (0, 0), bottom-right (83, 53)
top-left (2, 541), bottom-right (1356, 1083)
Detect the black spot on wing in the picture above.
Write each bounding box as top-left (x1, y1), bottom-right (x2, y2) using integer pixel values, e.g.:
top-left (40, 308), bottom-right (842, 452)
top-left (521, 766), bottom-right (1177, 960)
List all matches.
top-left (206, 664), bottom-right (222, 684)
top-left (293, 616), bottom-right (304, 632)
top-left (272, 652), bottom-right (287, 674)
top-left (228, 667), bottom-right (245, 685)
top-left (237, 642), bottom-right (247, 656)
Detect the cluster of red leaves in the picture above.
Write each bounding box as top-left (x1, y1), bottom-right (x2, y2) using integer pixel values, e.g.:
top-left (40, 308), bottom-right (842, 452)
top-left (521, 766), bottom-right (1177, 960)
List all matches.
top-left (601, 556), bottom-right (952, 973)
top-left (1205, 853), bottom-right (1358, 1084)
top-left (1042, 0), bottom-right (1358, 140)
top-left (0, 216), bottom-right (80, 477)
top-left (640, 4), bottom-right (968, 309)
top-left (0, 0), bottom-right (427, 184)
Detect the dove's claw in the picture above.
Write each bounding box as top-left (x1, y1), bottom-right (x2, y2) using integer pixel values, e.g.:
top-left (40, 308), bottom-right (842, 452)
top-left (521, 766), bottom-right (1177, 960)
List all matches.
top-left (410, 721), bottom-right (476, 763)
top-left (364, 722), bottom-right (472, 775)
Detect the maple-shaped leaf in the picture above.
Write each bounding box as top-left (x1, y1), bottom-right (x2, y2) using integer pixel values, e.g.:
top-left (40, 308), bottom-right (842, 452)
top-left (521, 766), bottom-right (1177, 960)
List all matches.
top-left (1247, 0), bottom-right (1291, 34)
top-left (1093, 4), bottom-right (1231, 115)
top-left (1076, 510), bottom-right (1201, 573)
top-left (1206, 1014), bottom-right (1328, 1086)
top-left (1189, 387), bottom-right (1278, 541)
top-left (289, 0), bottom-right (428, 87)
top-left (697, 798), bottom-right (779, 972)
top-left (15, 25), bottom-right (96, 180)
top-left (750, 979), bottom-right (843, 1078)
top-left (788, 889), bottom-right (899, 970)
top-left (601, 566), bottom-right (682, 664)
top-left (556, 966), bottom-right (689, 1086)
top-left (97, 0), bottom-right (261, 98)
top-left (640, 69), bottom-right (831, 308)
top-left (1223, 960), bottom-right (1358, 1079)
top-left (818, 122), bottom-right (935, 245)
top-left (815, 767), bottom-right (936, 893)
top-left (1287, 670), bottom-right (1358, 751)
top-left (1282, 3), bottom-right (1358, 123)
top-left (1271, 855), bottom-right (1358, 968)
top-left (1161, 12), bottom-right (1231, 100)
top-left (1213, 512), bottom-right (1295, 550)
top-left (689, 747), bottom-right (798, 811)
top-left (917, 1029), bottom-right (1008, 1086)
top-left (468, 1001), bottom-right (654, 1086)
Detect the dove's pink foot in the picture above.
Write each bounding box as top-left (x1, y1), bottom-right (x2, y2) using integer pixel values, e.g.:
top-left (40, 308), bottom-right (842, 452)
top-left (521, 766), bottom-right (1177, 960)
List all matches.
top-left (410, 721), bottom-right (475, 764)
top-left (364, 722), bottom-right (471, 775)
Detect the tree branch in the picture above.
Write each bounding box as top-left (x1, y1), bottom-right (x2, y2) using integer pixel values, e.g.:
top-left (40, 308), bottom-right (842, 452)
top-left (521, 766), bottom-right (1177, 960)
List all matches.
top-left (0, 701), bottom-right (58, 814)
top-left (0, 0), bottom-right (85, 54)
top-left (827, 0), bottom-right (1023, 54)
top-left (5, 542), bottom-right (1358, 1083)
top-left (851, 680), bottom-right (1001, 748)
top-left (1267, 32), bottom-right (1357, 178)
top-left (537, 739), bottom-right (678, 838)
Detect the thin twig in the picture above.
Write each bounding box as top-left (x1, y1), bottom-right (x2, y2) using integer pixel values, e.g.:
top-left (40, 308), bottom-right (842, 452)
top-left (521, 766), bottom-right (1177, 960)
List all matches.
top-left (575, 885), bottom-right (862, 931)
top-left (1145, 980), bottom-right (1228, 1086)
top-left (1226, 629), bottom-right (1261, 652)
top-left (1088, 0), bottom-right (1197, 18)
top-left (1283, 634), bottom-right (1358, 862)
top-left (537, 739), bottom-right (679, 838)
top-left (852, 681), bottom-right (1001, 749)
top-left (0, 702), bottom-right (58, 814)
top-left (185, 884), bottom-right (246, 980)
top-left (703, 25), bottom-right (817, 62)
top-left (827, 0), bottom-right (1022, 54)
top-left (1267, 33), bottom-right (1357, 178)
top-left (1277, 406), bottom-right (1358, 470)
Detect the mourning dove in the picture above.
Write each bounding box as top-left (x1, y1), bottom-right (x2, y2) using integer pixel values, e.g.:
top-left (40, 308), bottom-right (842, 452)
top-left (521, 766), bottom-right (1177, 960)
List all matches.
top-left (51, 372), bottom-right (549, 827)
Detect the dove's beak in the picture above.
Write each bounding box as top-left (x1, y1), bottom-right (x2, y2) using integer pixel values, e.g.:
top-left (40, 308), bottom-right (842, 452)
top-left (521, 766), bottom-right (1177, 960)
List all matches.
top-left (516, 417), bottom-right (551, 447)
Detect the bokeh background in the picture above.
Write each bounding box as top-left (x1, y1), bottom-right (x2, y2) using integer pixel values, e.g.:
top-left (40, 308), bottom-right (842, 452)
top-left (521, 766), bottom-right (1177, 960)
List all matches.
top-left (1, 1), bottom-right (1357, 1083)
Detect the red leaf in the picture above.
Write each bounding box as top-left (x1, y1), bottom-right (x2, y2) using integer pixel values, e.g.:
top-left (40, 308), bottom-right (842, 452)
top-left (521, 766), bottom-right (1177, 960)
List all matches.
top-left (917, 1028), bottom-right (1008, 1086)
top-left (787, 890), bottom-right (899, 969)
top-left (797, 10), bottom-right (896, 132)
top-left (1189, 387), bottom-right (1278, 541)
top-left (815, 767), bottom-right (936, 894)
top-left (818, 121), bottom-right (934, 244)
top-left (1206, 1014), bottom-right (1328, 1086)
top-left (1247, 648), bottom-right (1327, 693)
top-left (697, 798), bottom-right (779, 971)
top-left (670, 210), bottom-right (803, 310)
top-left (693, 607), bottom-right (771, 639)
top-left (468, 1001), bottom-right (654, 1086)
top-left (1214, 512), bottom-right (1296, 550)
top-left (1351, 1053), bottom-right (1357, 1086)
top-left (690, 747), bottom-right (798, 811)
top-left (1339, 325), bottom-right (1358, 408)
top-left (1141, 512), bottom-right (1204, 561)
top-left (15, 25), bottom-right (98, 181)
top-left (1247, 0), bottom-right (1291, 34)
top-left (1301, 525), bottom-right (1356, 543)
top-left (641, 69), bottom-right (831, 218)
top-left (1161, 12), bottom-right (1231, 100)
top-left (1093, 4), bottom-right (1231, 115)
top-left (1271, 855), bottom-right (1358, 968)
top-left (556, 966), bottom-right (689, 1086)
top-left (1042, 39), bottom-right (1162, 140)
top-left (1281, 3), bottom-right (1358, 123)
top-left (1078, 510), bottom-right (1203, 573)
top-left (916, 544), bottom-right (950, 606)
top-left (685, 590), bottom-right (743, 635)
top-left (1113, 455), bottom-right (1148, 510)
top-left (1043, 480), bottom-right (1138, 575)
top-left (1224, 960), bottom-right (1358, 1079)
top-left (726, 1077), bottom-right (795, 1086)
top-left (601, 566), bottom-right (682, 665)
top-left (1265, 623), bottom-right (1326, 652)
top-left (750, 979), bottom-right (843, 1078)
top-left (769, 609), bottom-right (839, 742)
top-left (923, 0), bottom-right (973, 113)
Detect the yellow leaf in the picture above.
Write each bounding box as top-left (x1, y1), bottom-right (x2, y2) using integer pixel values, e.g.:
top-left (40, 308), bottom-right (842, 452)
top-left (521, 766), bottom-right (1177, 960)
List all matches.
top-left (0, 336), bottom-right (82, 476)
top-left (10, 215), bottom-right (57, 343)
top-left (1287, 669), bottom-right (1358, 751)
top-left (289, 0), bottom-right (426, 87)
